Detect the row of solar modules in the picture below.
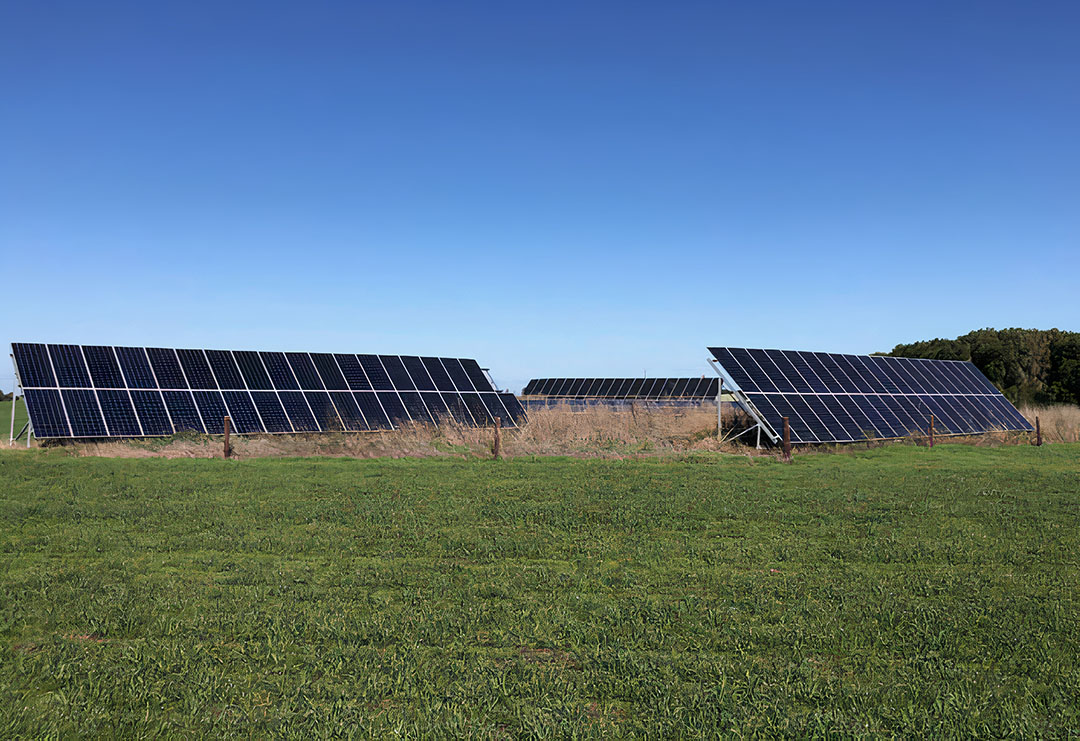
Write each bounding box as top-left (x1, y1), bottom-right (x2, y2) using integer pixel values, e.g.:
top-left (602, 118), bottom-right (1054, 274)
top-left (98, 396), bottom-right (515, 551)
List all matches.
top-left (522, 398), bottom-right (718, 410)
top-left (522, 377), bottom-right (720, 398)
top-left (12, 343), bottom-right (524, 438)
top-left (709, 347), bottom-right (1003, 397)
top-left (708, 347), bottom-right (1032, 443)
top-left (745, 391), bottom-right (1028, 443)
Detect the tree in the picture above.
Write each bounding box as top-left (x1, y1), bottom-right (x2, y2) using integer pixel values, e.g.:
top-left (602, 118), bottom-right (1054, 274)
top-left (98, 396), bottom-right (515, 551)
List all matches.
top-left (1048, 336), bottom-right (1080, 404)
top-left (888, 328), bottom-right (1080, 405)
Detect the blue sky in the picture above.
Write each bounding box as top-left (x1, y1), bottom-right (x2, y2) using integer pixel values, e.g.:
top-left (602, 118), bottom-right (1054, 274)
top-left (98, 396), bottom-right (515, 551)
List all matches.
top-left (2, 1), bottom-right (1077, 393)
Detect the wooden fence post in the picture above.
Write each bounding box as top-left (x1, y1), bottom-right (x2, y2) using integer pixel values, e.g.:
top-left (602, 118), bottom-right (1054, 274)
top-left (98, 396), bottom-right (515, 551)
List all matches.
top-left (1036, 416), bottom-right (1042, 447)
top-left (929, 414), bottom-right (934, 448)
top-left (223, 416), bottom-right (231, 458)
top-left (782, 417), bottom-right (791, 462)
top-left (492, 417), bottom-right (502, 460)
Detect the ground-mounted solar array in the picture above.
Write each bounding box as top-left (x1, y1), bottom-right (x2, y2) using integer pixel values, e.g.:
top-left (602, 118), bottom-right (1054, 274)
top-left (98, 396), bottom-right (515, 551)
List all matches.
top-left (709, 347), bottom-right (1032, 444)
top-left (12, 343), bottom-right (524, 438)
top-left (523, 377), bottom-right (719, 399)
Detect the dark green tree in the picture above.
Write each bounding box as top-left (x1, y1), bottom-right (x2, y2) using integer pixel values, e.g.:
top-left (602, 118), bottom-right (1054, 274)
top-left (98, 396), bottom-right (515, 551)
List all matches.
top-left (1048, 335), bottom-right (1080, 404)
top-left (888, 328), bottom-right (1080, 405)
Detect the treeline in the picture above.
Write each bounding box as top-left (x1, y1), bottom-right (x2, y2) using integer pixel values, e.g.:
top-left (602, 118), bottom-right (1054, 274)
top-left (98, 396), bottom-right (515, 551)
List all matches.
top-left (887, 328), bottom-right (1080, 405)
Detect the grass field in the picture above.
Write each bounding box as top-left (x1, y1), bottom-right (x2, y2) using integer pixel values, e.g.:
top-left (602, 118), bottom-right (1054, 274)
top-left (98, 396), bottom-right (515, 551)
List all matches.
top-left (1, 445), bottom-right (1078, 736)
top-left (0, 399), bottom-right (29, 444)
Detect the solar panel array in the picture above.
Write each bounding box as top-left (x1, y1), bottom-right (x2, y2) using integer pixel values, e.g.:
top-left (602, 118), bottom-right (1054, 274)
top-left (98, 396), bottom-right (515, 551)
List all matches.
top-left (523, 377), bottom-right (719, 398)
top-left (12, 343), bottom-right (525, 439)
top-left (709, 347), bottom-right (1032, 444)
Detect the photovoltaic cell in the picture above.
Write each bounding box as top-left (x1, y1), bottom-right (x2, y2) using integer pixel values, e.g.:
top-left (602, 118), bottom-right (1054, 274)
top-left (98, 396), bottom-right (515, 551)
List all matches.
top-left (401, 356), bottom-right (437, 391)
top-left (460, 359), bottom-right (494, 392)
top-left (335, 354), bottom-right (372, 390)
top-left (421, 357), bottom-right (456, 392)
top-left (498, 393), bottom-right (527, 423)
top-left (376, 392), bottom-right (409, 426)
top-left (380, 356), bottom-right (416, 390)
top-left (311, 354), bottom-right (348, 391)
top-left (98, 390), bottom-right (141, 436)
top-left (81, 346), bottom-right (124, 388)
top-left (50, 345), bottom-right (92, 388)
top-left (62, 390), bottom-right (107, 436)
top-left (234, 351), bottom-right (274, 390)
top-left (710, 347), bottom-right (1032, 445)
top-left (162, 391), bottom-right (204, 432)
top-left (260, 352), bottom-right (300, 390)
top-left (116, 347), bottom-right (157, 389)
top-left (329, 391), bottom-right (367, 431)
top-left (206, 350), bottom-right (245, 390)
top-left (177, 350), bottom-right (217, 390)
top-left (251, 392), bottom-right (292, 433)
top-left (12, 343), bottom-right (56, 388)
top-left (420, 391), bottom-right (450, 422)
top-left (147, 348), bottom-right (187, 389)
top-left (482, 393), bottom-right (515, 426)
top-left (23, 389), bottom-right (69, 437)
top-left (354, 392), bottom-right (391, 429)
top-left (304, 392), bottom-right (342, 430)
top-left (222, 391), bottom-right (262, 434)
top-left (442, 359), bottom-right (475, 393)
top-left (287, 353), bottom-right (325, 390)
top-left (398, 391), bottom-right (434, 425)
top-left (279, 392), bottom-right (318, 432)
top-left (439, 393), bottom-right (474, 425)
top-left (461, 393), bottom-right (492, 425)
top-left (131, 391), bottom-right (173, 435)
top-left (358, 356), bottom-right (393, 390)
top-left (192, 391), bottom-right (228, 433)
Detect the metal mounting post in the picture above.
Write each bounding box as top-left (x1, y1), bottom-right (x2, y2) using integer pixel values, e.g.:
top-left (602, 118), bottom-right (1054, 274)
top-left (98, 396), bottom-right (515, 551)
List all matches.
top-left (716, 377), bottom-right (723, 440)
top-left (10, 353), bottom-right (23, 447)
top-left (706, 358), bottom-right (781, 448)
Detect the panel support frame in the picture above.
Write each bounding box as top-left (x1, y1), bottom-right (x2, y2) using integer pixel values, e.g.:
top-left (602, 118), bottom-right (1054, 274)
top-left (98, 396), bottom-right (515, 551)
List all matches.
top-left (9, 352), bottom-right (31, 446)
top-left (8, 354), bottom-right (15, 446)
top-left (707, 358), bottom-right (781, 448)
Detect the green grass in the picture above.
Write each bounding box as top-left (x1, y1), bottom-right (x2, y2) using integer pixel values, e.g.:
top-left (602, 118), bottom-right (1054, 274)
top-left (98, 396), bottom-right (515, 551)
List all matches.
top-left (0, 399), bottom-right (29, 444)
top-left (1, 445), bottom-right (1078, 737)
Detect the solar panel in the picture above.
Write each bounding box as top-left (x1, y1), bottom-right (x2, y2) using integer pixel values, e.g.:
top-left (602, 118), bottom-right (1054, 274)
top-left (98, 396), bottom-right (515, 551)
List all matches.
top-left (11, 343), bottom-right (526, 439)
top-left (709, 347), bottom-right (1033, 444)
top-left (524, 377), bottom-right (720, 399)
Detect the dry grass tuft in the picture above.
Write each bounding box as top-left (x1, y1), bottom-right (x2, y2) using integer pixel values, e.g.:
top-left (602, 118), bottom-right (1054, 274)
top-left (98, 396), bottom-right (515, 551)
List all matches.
top-left (1018, 404), bottom-right (1080, 444)
top-left (62, 405), bottom-right (747, 460)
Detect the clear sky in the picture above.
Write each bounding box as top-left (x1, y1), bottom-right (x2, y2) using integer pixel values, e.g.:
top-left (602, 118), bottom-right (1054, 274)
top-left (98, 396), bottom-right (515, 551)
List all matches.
top-left (3, 1), bottom-right (1077, 393)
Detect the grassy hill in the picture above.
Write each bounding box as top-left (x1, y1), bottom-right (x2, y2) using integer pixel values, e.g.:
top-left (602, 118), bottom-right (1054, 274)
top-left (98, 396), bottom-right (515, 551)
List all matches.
top-left (1, 445), bottom-right (1077, 736)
